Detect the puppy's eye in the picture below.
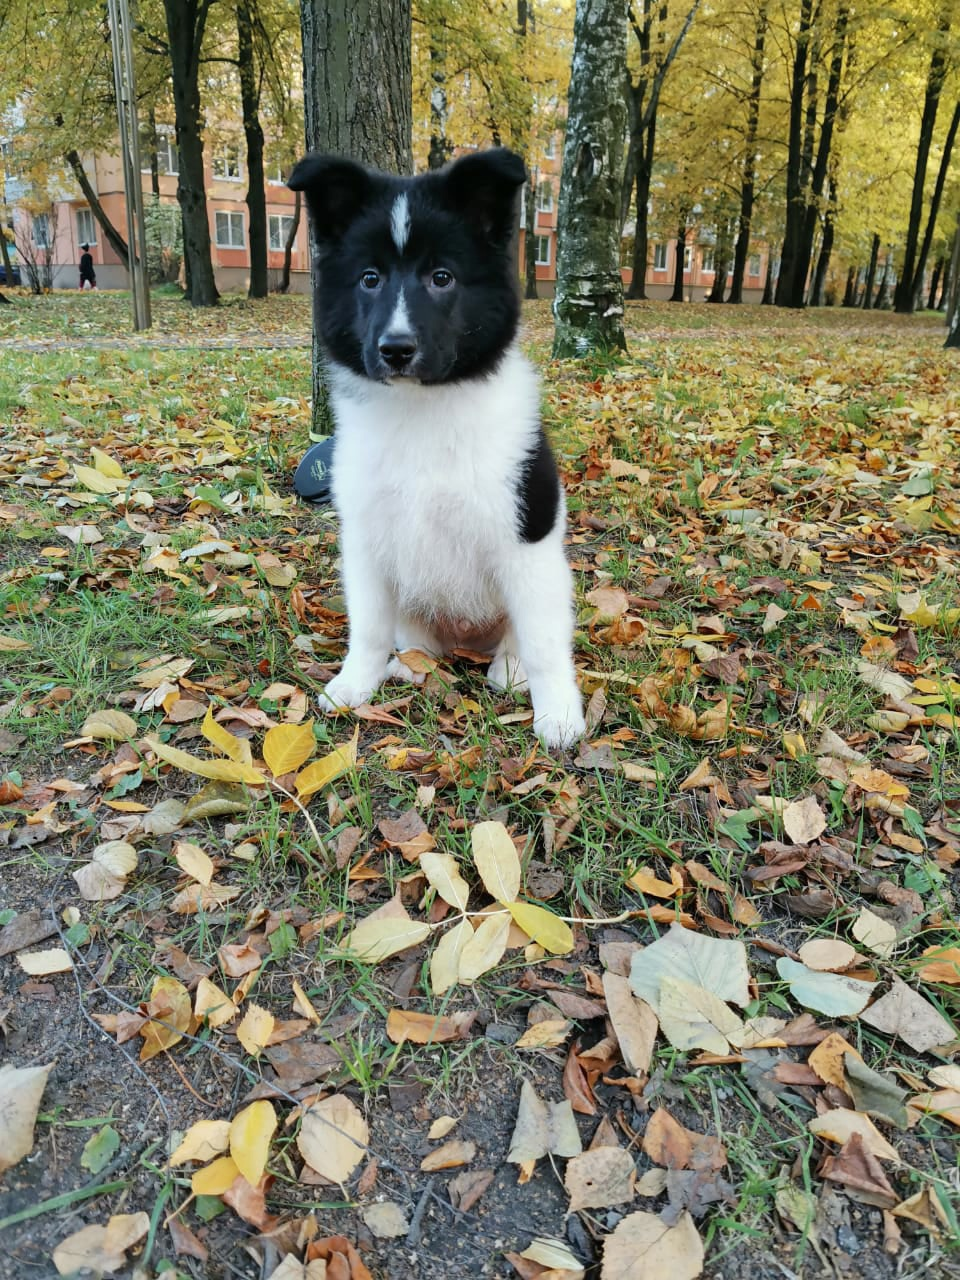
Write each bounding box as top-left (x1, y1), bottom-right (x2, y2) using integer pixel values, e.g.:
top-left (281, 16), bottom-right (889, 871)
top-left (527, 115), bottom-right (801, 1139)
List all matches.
top-left (431, 269), bottom-right (454, 289)
top-left (360, 270), bottom-right (380, 290)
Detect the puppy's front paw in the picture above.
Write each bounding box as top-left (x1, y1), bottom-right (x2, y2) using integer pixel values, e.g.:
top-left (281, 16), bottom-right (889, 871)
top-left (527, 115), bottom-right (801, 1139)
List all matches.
top-left (385, 656), bottom-right (427, 686)
top-left (534, 703), bottom-right (586, 752)
top-left (318, 674), bottom-right (375, 712)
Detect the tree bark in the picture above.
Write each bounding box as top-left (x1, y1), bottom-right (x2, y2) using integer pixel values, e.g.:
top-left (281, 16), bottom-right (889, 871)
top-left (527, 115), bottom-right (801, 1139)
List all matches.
top-left (427, 20), bottom-right (452, 170)
top-left (299, 0), bottom-right (412, 432)
top-left (626, 115), bottom-right (655, 299)
top-left (945, 216), bottom-right (960, 345)
top-left (728, 0), bottom-right (767, 304)
top-left (552, 0), bottom-right (628, 357)
top-left (842, 265), bottom-right (856, 306)
top-left (706, 219), bottom-right (733, 302)
top-left (911, 98), bottom-right (959, 307)
top-left (523, 179), bottom-right (538, 299)
top-left (861, 233), bottom-right (879, 308)
top-left (926, 256), bottom-right (942, 309)
top-left (64, 149), bottom-right (130, 268)
top-left (280, 188), bottom-right (301, 292)
top-left (162, 0), bottom-right (219, 307)
top-left (761, 254), bottom-right (774, 303)
top-left (0, 225), bottom-right (13, 282)
top-left (793, 0), bottom-right (847, 307)
top-left (238, 0), bottom-right (268, 299)
top-left (895, 18), bottom-right (949, 313)
top-left (873, 250), bottom-right (891, 308)
top-left (670, 213), bottom-right (687, 302)
top-left (775, 0), bottom-right (814, 306)
top-left (147, 107), bottom-right (160, 198)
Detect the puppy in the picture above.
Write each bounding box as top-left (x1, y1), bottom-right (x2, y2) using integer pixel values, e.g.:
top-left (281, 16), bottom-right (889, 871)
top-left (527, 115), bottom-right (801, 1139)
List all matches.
top-left (288, 148), bottom-right (585, 750)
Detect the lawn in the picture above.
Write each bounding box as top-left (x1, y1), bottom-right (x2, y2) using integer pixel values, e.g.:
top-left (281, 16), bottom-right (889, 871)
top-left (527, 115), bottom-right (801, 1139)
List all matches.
top-left (1, 290), bottom-right (958, 1280)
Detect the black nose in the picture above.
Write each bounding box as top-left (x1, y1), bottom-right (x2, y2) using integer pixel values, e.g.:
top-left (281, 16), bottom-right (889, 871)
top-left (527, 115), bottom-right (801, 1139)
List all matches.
top-left (379, 335), bottom-right (418, 369)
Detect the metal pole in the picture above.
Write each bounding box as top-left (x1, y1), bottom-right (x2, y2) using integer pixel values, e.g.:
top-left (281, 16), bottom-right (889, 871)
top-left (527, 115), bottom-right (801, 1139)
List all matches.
top-left (107, 0), bottom-right (152, 330)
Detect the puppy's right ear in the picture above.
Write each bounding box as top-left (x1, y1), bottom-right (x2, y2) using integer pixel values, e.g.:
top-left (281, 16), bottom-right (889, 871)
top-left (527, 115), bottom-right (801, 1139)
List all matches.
top-left (288, 154), bottom-right (373, 241)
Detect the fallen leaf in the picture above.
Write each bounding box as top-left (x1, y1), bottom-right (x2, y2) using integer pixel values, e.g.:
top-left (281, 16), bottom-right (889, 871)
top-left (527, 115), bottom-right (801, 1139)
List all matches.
top-left (191, 1154), bottom-right (241, 1194)
top-left (16, 948), bottom-right (74, 976)
top-left (821, 1132), bottom-right (898, 1207)
top-left (808, 1109), bottom-right (899, 1162)
top-left (658, 976), bottom-right (743, 1054)
top-left (430, 917), bottom-right (474, 994)
top-left (852, 907), bottom-right (898, 959)
top-left (419, 850), bottom-right (471, 911)
top-left (146, 736), bottom-right (265, 785)
top-left (82, 709), bottom-right (138, 741)
top-left (297, 1094), bottom-right (369, 1183)
top-left (385, 1008), bottom-right (473, 1044)
top-left (808, 1032), bottom-right (862, 1088)
top-left (340, 909), bottom-right (431, 964)
top-left (360, 1200), bottom-right (409, 1238)
top-left (844, 1055), bottom-right (910, 1128)
top-left (295, 728), bottom-right (358, 799)
top-left (0, 1061), bottom-right (54, 1174)
top-left (796, 938), bottom-right (859, 972)
top-left (507, 1079), bottom-right (582, 1165)
top-left (236, 1003), bottom-right (275, 1056)
top-left (776, 957), bottom-right (876, 1017)
top-left (782, 796), bottom-right (828, 844)
top-left (420, 1139), bottom-right (476, 1171)
top-left (600, 1210), bottom-right (703, 1280)
top-left (139, 974), bottom-right (191, 1061)
top-left (602, 972), bottom-right (658, 1075)
top-left (629, 924), bottom-right (750, 1009)
top-left (173, 840), bottom-right (215, 886)
top-left (194, 977), bottom-right (237, 1028)
top-left (263, 720), bottom-right (316, 776)
top-left (471, 820), bottom-right (521, 902)
top-left (505, 901), bottom-right (574, 954)
top-left (859, 979), bottom-right (955, 1054)
top-left (458, 911), bottom-right (511, 983)
top-left (230, 1099), bottom-right (277, 1185)
top-left (565, 1146), bottom-right (637, 1211)
top-left (169, 1119), bottom-right (232, 1166)
top-left (52, 1213), bottom-right (149, 1277)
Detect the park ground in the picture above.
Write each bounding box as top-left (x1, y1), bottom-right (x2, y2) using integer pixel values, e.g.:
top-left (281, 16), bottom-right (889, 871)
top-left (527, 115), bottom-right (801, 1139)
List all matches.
top-left (0, 291), bottom-right (958, 1280)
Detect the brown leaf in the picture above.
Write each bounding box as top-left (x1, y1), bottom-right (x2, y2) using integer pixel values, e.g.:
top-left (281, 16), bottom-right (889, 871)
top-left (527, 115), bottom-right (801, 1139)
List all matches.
top-left (602, 971), bottom-right (657, 1075)
top-left (385, 1008), bottom-right (475, 1045)
top-left (420, 1139), bottom-right (476, 1171)
top-left (562, 1041), bottom-right (597, 1116)
top-left (305, 1235), bottom-right (374, 1280)
top-left (448, 1167), bottom-right (495, 1212)
top-left (821, 1132), bottom-right (899, 1208)
top-left (642, 1108), bottom-right (693, 1170)
top-left (859, 979), bottom-right (956, 1054)
top-left (167, 1216), bottom-right (209, 1262)
top-left (565, 1146), bottom-right (637, 1212)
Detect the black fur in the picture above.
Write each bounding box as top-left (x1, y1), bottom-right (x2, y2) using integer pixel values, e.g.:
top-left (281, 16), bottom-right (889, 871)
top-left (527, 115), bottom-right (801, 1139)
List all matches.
top-left (288, 150), bottom-right (526, 385)
top-left (516, 428), bottom-right (561, 543)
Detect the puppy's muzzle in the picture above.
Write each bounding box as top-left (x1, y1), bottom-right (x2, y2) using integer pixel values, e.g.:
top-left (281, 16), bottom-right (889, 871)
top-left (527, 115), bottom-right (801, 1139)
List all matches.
top-left (378, 333), bottom-right (418, 372)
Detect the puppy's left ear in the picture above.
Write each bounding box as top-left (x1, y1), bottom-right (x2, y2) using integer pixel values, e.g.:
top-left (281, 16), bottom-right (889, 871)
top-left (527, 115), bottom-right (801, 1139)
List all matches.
top-left (441, 148), bottom-right (527, 243)
top-left (288, 154), bottom-right (376, 242)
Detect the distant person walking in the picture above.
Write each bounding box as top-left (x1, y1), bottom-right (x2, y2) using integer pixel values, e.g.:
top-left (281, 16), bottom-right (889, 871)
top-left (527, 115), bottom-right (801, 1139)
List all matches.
top-left (79, 244), bottom-right (96, 290)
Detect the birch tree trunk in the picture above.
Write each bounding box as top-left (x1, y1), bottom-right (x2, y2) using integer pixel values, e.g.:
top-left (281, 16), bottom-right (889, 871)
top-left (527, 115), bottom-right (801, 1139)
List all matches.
top-left (299, 0), bottom-right (412, 432)
top-left (552, 0), bottom-right (627, 358)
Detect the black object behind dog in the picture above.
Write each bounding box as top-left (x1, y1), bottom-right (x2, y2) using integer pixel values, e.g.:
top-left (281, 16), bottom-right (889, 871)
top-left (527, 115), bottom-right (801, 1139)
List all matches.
top-left (293, 438), bottom-right (335, 504)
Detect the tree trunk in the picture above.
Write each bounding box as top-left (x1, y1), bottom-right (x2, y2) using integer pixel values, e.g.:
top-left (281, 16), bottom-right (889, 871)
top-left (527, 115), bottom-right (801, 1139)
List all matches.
top-left (626, 117), bottom-right (655, 299)
top-left (842, 265), bottom-right (856, 306)
top-left (238, 0), bottom-right (268, 299)
top-left (861, 233), bottom-right (879, 308)
top-left (552, 0), bottom-right (628, 357)
top-left (0, 226), bottom-right (13, 282)
top-left (793, 0), bottom-right (847, 307)
top-left (761, 254), bottom-right (774, 303)
top-left (64, 149), bottom-right (130, 268)
top-left (873, 251), bottom-right (891, 308)
top-left (937, 256), bottom-right (950, 309)
top-left (523, 179), bottom-right (538, 299)
top-left (776, 0), bottom-right (814, 306)
top-left (280, 189), bottom-right (301, 292)
top-left (706, 219), bottom-right (733, 302)
top-left (728, 0), bottom-right (767, 304)
top-left (911, 98), bottom-right (959, 307)
top-left (895, 20), bottom-right (949, 313)
top-left (162, 0), bottom-right (219, 307)
top-left (945, 212), bottom-right (960, 343)
top-left (427, 20), bottom-right (452, 170)
top-left (926, 256), bottom-right (943, 310)
top-left (300, 0), bottom-right (412, 432)
top-left (147, 107), bottom-right (160, 198)
top-left (670, 214), bottom-right (688, 303)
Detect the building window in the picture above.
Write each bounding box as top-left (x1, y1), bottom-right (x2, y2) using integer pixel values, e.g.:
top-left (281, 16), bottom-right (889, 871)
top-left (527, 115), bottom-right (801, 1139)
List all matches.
top-left (653, 243), bottom-right (667, 271)
top-left (215, 210), bottom-right (244, 248)
top-left (683, 245), bottom-right (692, 271)
top-left (701, 247), bottom-right (715, 273)
top-left (33, 213), bottom-right (51, 248)
top-left (76, 209), bottom-right (96, 246)
top-left (213, 144), bottom-right (243, 181)
top-left (534, 234), bottom-right (551, 266)
top-left (266, 161), bottom-right (286, 185)
top-left (143, 129), bottom-right (179, 176)
top-left (748, 253), bottom-right (761, 277)
top-left (268, 214), bottom-right (296, 250)
top-left (536, 180), bottom-right (553, 214)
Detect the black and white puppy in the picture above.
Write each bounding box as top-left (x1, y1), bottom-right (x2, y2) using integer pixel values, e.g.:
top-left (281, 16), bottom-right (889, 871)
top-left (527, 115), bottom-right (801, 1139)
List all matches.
top-left (288, 148), bottom-right (585, 750)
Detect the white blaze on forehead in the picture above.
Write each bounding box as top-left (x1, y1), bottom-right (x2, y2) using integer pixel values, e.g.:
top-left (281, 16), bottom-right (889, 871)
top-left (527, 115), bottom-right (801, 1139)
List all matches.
top-left (390, 192), bottom-right (411, 252)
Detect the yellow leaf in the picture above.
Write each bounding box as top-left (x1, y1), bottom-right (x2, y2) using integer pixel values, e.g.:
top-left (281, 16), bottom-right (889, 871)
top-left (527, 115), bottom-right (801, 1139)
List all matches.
top-left (340, 914), bottom-right (432, 964)
top-left (0, 635), bottom-right (31, 652)
top-left (173, 840), bottom-right (214, 887)
top-left (92, 840), bottom-right (138, 876)
top-left (419, 851), bottom-right (470, 911)
top-left (201, 705), bottom-right (253, 766)
top-left (236, 1003), bottom-right (274, 1056)
top-left (471, 821), bottom-right (521, 903)
top-left (458, 912), bottom-right (511, 982)
top-left (297, 1094), bottom-right (369, 1183)
top-left (263, 720), bottom-right (317, 776)
top-left (16, 948), bottom-right (74, 976)
top-left (505, 901), bottom-right (574, 955)
top-left (82, 709), bottom-right (138, 741)
top-left (291, 979), bottom-right (322, 1023)
top-left (146, 737), bottom-right (265, 785)
top-left (295, 727), bottom-right (358, 799)
top-left (73, 464), bottom-right (125, 494)
top-left (90, 446), bottom-right (125, 479)
top-left (430, 918), bottom-right (474, 995)
top-left (516, 1019), bottom-right (572, 1049)
top-left (191, 1155), bottom-right (241, 1195)
top-left (194, 977), bottom-right (237, 1028)
top-left (169, 1119), bottom-right (232, 1166)
top-left (139, 975), bottom-right (191, 1061)
top-left (229, 1100), bottom-right (277, 1186)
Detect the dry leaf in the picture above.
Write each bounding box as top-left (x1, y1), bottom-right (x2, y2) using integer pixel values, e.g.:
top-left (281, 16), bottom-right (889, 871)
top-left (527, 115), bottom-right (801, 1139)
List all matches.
top-left (420, 1139), bottom-right (476, 1171)
top-left (859, 979), bottom-right (955, 1054)
top-left (385, 1008), bottom-right (473, 1044)
top-left (16, 948), bottom-right (74, 976)
top-left (808, 1109), bottom-right (899, 1162)
top-left (191, 1154), bottom-right (241, 1194)
top-left (565, 1146), bottom-right (637, 1212)
top-left (629, 924), bottom-right (750, 1009)
top-left (657, 976), bottom-right (744, 1054)
top-left (600, 1210), bottom-right (704, 1280)
top-left (230, 1099), bottom-right (277, 1185)
top-left (173, 840), bottom-right (215, 887)
top-left (852, 907), bottom-right (898, 959)
top-left (236, 1003), bottom-right (275, 1056)
top-left (194, 977), bottom-right (237, 1028)
top-left (602, 971), bottom-right (658, 1075)
top-left (297, 1094), bottom-right (369, 1183)
top-left (458, 911), bottom-right (511, 983)
top-left (53, 1212), bottom-right (149, 1277)
top-left (340, 910), bottom-right (431, 964)
top-left (796, 938), bottom-right (859, 972)
top-left (295, 728), bottom-right (358, 799)
top-left (360, 1200), bottom-right (409, 1238)
top-left (471, 820), bottom-right (521, 902)
top-left (782, 796), bottom-right (828, 844)
top-left (419, 851), bottom-right (471, 911)
top-left (430, 917), bottom-right (474, 995)
top-left (140, 974), bottom-right (191, 1061)
top-left (264, 720), bottom-right (317, 776)
top-left (0, 1061), bottom-right (54, 1174)
top-left (507, 1080), bottom-right (582, 1164)
top-left (505, 901), bottom-right (574, 955)
top-left (169, 1119), bottom-right (232, 1166)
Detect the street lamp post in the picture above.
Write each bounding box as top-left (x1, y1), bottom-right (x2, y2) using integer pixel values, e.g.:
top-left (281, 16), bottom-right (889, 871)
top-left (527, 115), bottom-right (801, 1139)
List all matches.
top-left (107, 0), bottom-right (151, 330)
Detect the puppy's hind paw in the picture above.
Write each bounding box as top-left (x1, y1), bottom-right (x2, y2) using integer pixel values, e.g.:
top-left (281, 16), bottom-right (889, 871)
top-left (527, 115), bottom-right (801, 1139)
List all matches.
top-left (534, 704), bottom-right (587, 753)
top-left (385, 656), bottom-right (427, 686)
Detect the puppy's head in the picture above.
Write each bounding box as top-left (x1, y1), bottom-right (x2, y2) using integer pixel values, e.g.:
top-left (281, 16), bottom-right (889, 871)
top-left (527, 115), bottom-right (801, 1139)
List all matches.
top-left (288, 149), bottom-right (526, 384)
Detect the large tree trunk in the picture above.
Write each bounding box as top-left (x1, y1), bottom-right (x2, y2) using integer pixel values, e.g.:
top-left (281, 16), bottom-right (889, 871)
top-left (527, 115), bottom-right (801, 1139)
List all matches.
top-left (873, 251), bottom-right (891, 308)
top-left (706, 218), bottom-right (733, 302)
top-left (670, 214), bottom-right (688, 303)
top-left (761, 254), bottom-right (774, 303)
top-left (300, 0), bottom-right (412, 432)
top-left (238, 0), bottom-right (268, 299)
top-left (946, 212), bottom-right (960, 343)
top-left (147, 107), bottom-right (160, 198)
top-left (911, 99), bottom-right (959, 307)
top-left (523, 179), bottom-right (538, 299)
top-left (162, 0), bottom-right (219, 307)
top-left (926, 256), bottom-right (943, 309)
top-left (776, 0), bottom-right (814, 306)
top-left (793, 0), bottom-right (847, 307)
top-left (552, 0), bottom-right (628, 357)
top-left (861, 233), bottom-right (880, 308)
top-left (64, 149), bottom-right (129, 268)
top-left (626, 116), bottom-right (655, 299)
top-left (427, 20), bottom-right (452, 170)
top-left (728, 0), bottom-right (767, 304)
top-left (280, 189), bottom-right (301, 292)
top-left (895, 20), bottom-right (950, 313)
top-left (842, 265), bottom-right (856, 306)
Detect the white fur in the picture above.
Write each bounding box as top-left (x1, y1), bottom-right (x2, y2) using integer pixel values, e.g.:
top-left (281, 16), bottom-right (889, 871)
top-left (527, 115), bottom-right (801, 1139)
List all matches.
top-left (390, 193), bottom-right (410, 252)
top-left (319, 346), bottom-right (585, 750)
top-left (385, 286), bottom-right (412, 339)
